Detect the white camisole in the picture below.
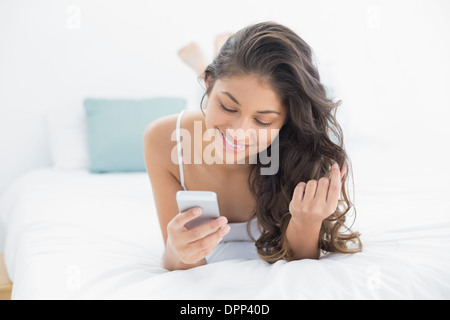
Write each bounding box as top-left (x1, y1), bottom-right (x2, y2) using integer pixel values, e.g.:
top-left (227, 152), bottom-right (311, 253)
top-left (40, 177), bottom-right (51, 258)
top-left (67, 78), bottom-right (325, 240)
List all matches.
top-left (175, 109), bottom-right (260, 263)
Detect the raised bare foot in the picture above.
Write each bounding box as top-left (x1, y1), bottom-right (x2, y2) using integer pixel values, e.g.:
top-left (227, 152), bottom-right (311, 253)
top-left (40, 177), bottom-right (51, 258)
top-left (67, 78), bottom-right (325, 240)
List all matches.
top-left (178, 42), bottom-right (209, 78)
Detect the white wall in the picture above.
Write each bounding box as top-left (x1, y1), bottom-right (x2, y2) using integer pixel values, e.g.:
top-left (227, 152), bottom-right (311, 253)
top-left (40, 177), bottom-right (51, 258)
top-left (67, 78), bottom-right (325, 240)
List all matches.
top-left (1, 0), bottom-right (449, 197)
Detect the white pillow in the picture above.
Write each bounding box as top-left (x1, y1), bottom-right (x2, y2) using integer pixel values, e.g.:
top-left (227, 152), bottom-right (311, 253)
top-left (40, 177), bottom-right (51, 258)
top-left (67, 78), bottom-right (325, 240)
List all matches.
top-left (45, 106), bottom-right (90, 170)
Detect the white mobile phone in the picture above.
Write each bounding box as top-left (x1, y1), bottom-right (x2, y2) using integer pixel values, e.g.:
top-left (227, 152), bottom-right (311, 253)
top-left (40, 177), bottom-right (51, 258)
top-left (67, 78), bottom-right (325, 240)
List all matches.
top-left (176, 191), bottom-right (221, 230)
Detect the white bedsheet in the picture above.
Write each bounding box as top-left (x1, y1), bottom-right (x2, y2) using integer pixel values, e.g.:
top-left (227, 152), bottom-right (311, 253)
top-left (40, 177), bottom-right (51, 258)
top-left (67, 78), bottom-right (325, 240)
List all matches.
top-left (1, 140), bottom-right (449, 299)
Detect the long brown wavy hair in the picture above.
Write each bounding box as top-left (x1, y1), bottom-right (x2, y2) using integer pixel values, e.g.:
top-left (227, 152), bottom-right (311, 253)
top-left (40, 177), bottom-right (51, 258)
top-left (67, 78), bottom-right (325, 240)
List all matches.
top-left (201, 21), bottom-right (362, 263)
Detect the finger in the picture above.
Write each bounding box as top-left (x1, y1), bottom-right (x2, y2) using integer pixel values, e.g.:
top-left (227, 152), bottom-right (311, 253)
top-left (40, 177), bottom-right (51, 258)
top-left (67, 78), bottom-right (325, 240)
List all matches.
top-left (292, 182), bottom-right (307, 203)
top-left (190, 225), bottom-right (230, 252)
top-left (326, 163), bottom-right (342, 204)
top-left (304, 180), bottom-right (318, 201)
top-left (315, 177), bottom-right (330, 200)
top-left (189, 224), bottom-right (231, 261)
top-left (186, 216), bottom-right (228, 242)
top-left (173, 207), bottom-right (202, 230)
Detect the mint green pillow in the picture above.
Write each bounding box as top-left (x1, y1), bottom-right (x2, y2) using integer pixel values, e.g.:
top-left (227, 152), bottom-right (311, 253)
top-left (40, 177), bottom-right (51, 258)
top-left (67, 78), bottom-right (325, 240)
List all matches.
top-left (83, 97), bottom-right (186, 173)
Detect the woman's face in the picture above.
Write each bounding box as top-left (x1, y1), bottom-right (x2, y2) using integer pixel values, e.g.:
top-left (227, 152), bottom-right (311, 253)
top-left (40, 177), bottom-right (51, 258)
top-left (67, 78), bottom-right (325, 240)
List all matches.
top-left (204, 74), bottom-right (287, 165)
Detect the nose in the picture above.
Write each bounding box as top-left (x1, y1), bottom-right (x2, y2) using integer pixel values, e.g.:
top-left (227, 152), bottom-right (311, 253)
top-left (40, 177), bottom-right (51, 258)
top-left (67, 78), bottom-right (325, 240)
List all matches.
top-left (233, 116), bottom-right (252, 132)
top-left (226, 117), bottom-right (257, 145)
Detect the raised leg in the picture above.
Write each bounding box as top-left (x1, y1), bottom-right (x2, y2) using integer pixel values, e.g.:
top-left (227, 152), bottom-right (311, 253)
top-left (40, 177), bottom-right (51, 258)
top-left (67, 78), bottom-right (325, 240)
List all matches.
top-left (177, 42), bottom-right (209, 78)
top-left (178, 32), bottom-right (233, 78)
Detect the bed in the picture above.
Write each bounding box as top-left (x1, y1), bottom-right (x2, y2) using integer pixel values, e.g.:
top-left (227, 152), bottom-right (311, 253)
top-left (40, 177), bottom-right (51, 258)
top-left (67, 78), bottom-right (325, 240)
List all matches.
top-left (1, 101), bottom-right (449, 300)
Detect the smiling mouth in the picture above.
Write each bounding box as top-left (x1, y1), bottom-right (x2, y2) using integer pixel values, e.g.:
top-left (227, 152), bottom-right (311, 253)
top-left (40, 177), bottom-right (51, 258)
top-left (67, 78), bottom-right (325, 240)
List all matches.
top-left (218, 130), bottom-right (248, 152)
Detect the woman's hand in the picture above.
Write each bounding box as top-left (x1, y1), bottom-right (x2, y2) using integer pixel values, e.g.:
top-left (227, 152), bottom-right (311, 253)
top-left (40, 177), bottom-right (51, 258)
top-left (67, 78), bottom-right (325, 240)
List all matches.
top-left (165, 207), bottom-right (230, 268)
top-left (289, 163), bottom-right (346, 227)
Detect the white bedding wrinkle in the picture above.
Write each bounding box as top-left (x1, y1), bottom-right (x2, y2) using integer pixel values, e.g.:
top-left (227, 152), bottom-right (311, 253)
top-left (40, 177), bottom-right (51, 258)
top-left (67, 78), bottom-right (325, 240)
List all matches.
top-left (0, 141), bottom-right (449, 299)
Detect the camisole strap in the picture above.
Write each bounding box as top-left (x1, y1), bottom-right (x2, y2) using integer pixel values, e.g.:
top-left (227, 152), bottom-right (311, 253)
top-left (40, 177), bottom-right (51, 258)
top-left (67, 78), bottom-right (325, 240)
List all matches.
top-left (176, 109), bottom-right (187, 191)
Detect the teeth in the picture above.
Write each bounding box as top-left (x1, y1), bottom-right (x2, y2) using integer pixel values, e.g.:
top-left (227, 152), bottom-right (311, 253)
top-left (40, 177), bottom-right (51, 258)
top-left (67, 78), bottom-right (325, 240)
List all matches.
top-left (222, 131), bottom-right (245, 148)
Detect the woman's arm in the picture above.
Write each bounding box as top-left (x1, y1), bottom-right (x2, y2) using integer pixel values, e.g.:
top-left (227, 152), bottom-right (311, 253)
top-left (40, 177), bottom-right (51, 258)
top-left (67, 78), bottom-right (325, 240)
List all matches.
top-left (144, 117), bottom-right (192, 270)
top-left (286, 163), bottom-right (346, 260)
top-left (144, 116), bottom-right (229, 271)
top-left (285, 218), bottom-right (321, 260)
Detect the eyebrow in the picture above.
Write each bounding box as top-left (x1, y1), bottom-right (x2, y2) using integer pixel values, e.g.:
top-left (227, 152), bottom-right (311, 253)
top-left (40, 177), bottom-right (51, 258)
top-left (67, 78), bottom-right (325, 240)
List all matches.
top-left (220, 91), bottom-right (281, 115)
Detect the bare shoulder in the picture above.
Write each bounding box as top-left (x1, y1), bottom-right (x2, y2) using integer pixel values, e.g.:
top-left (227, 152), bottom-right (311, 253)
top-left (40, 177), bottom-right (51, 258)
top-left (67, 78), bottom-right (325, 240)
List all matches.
top-left (144, 109), bottom-right (203, 147)
top-left (143, 110), bottom-right (203, 242)
top-left (143, 113), bottom-right (179, 173)
top-left (144, 113), bottom-right (178, 148)
top-left (143, 110), bottom-right (203, 174)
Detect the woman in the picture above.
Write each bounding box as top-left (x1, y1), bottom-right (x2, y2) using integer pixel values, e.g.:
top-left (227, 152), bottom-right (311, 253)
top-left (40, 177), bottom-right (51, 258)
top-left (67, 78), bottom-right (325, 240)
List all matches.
top-left (144, 21), bottom-right (361, 271)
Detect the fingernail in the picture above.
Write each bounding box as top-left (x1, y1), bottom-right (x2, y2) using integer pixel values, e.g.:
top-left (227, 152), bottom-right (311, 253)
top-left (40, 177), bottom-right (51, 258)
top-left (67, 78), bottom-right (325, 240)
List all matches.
top-left (193, 208), bottom-right (202, 215)
top-left (222, 225), bottom-right (230, 233)
top-left (217, 216), bottom-right (227, 226)
top-left (333, 162), bottom-right (339, 169)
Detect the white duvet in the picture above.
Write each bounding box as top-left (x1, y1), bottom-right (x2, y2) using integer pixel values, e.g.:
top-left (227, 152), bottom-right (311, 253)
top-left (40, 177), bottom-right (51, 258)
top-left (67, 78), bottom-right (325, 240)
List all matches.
top-left (1, 140), bottom-right (449, 299)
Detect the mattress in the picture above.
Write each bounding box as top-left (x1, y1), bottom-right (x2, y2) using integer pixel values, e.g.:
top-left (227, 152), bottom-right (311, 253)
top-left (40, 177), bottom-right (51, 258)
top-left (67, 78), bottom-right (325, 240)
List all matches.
top-left (1, 140), bottom-right (449, 299)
